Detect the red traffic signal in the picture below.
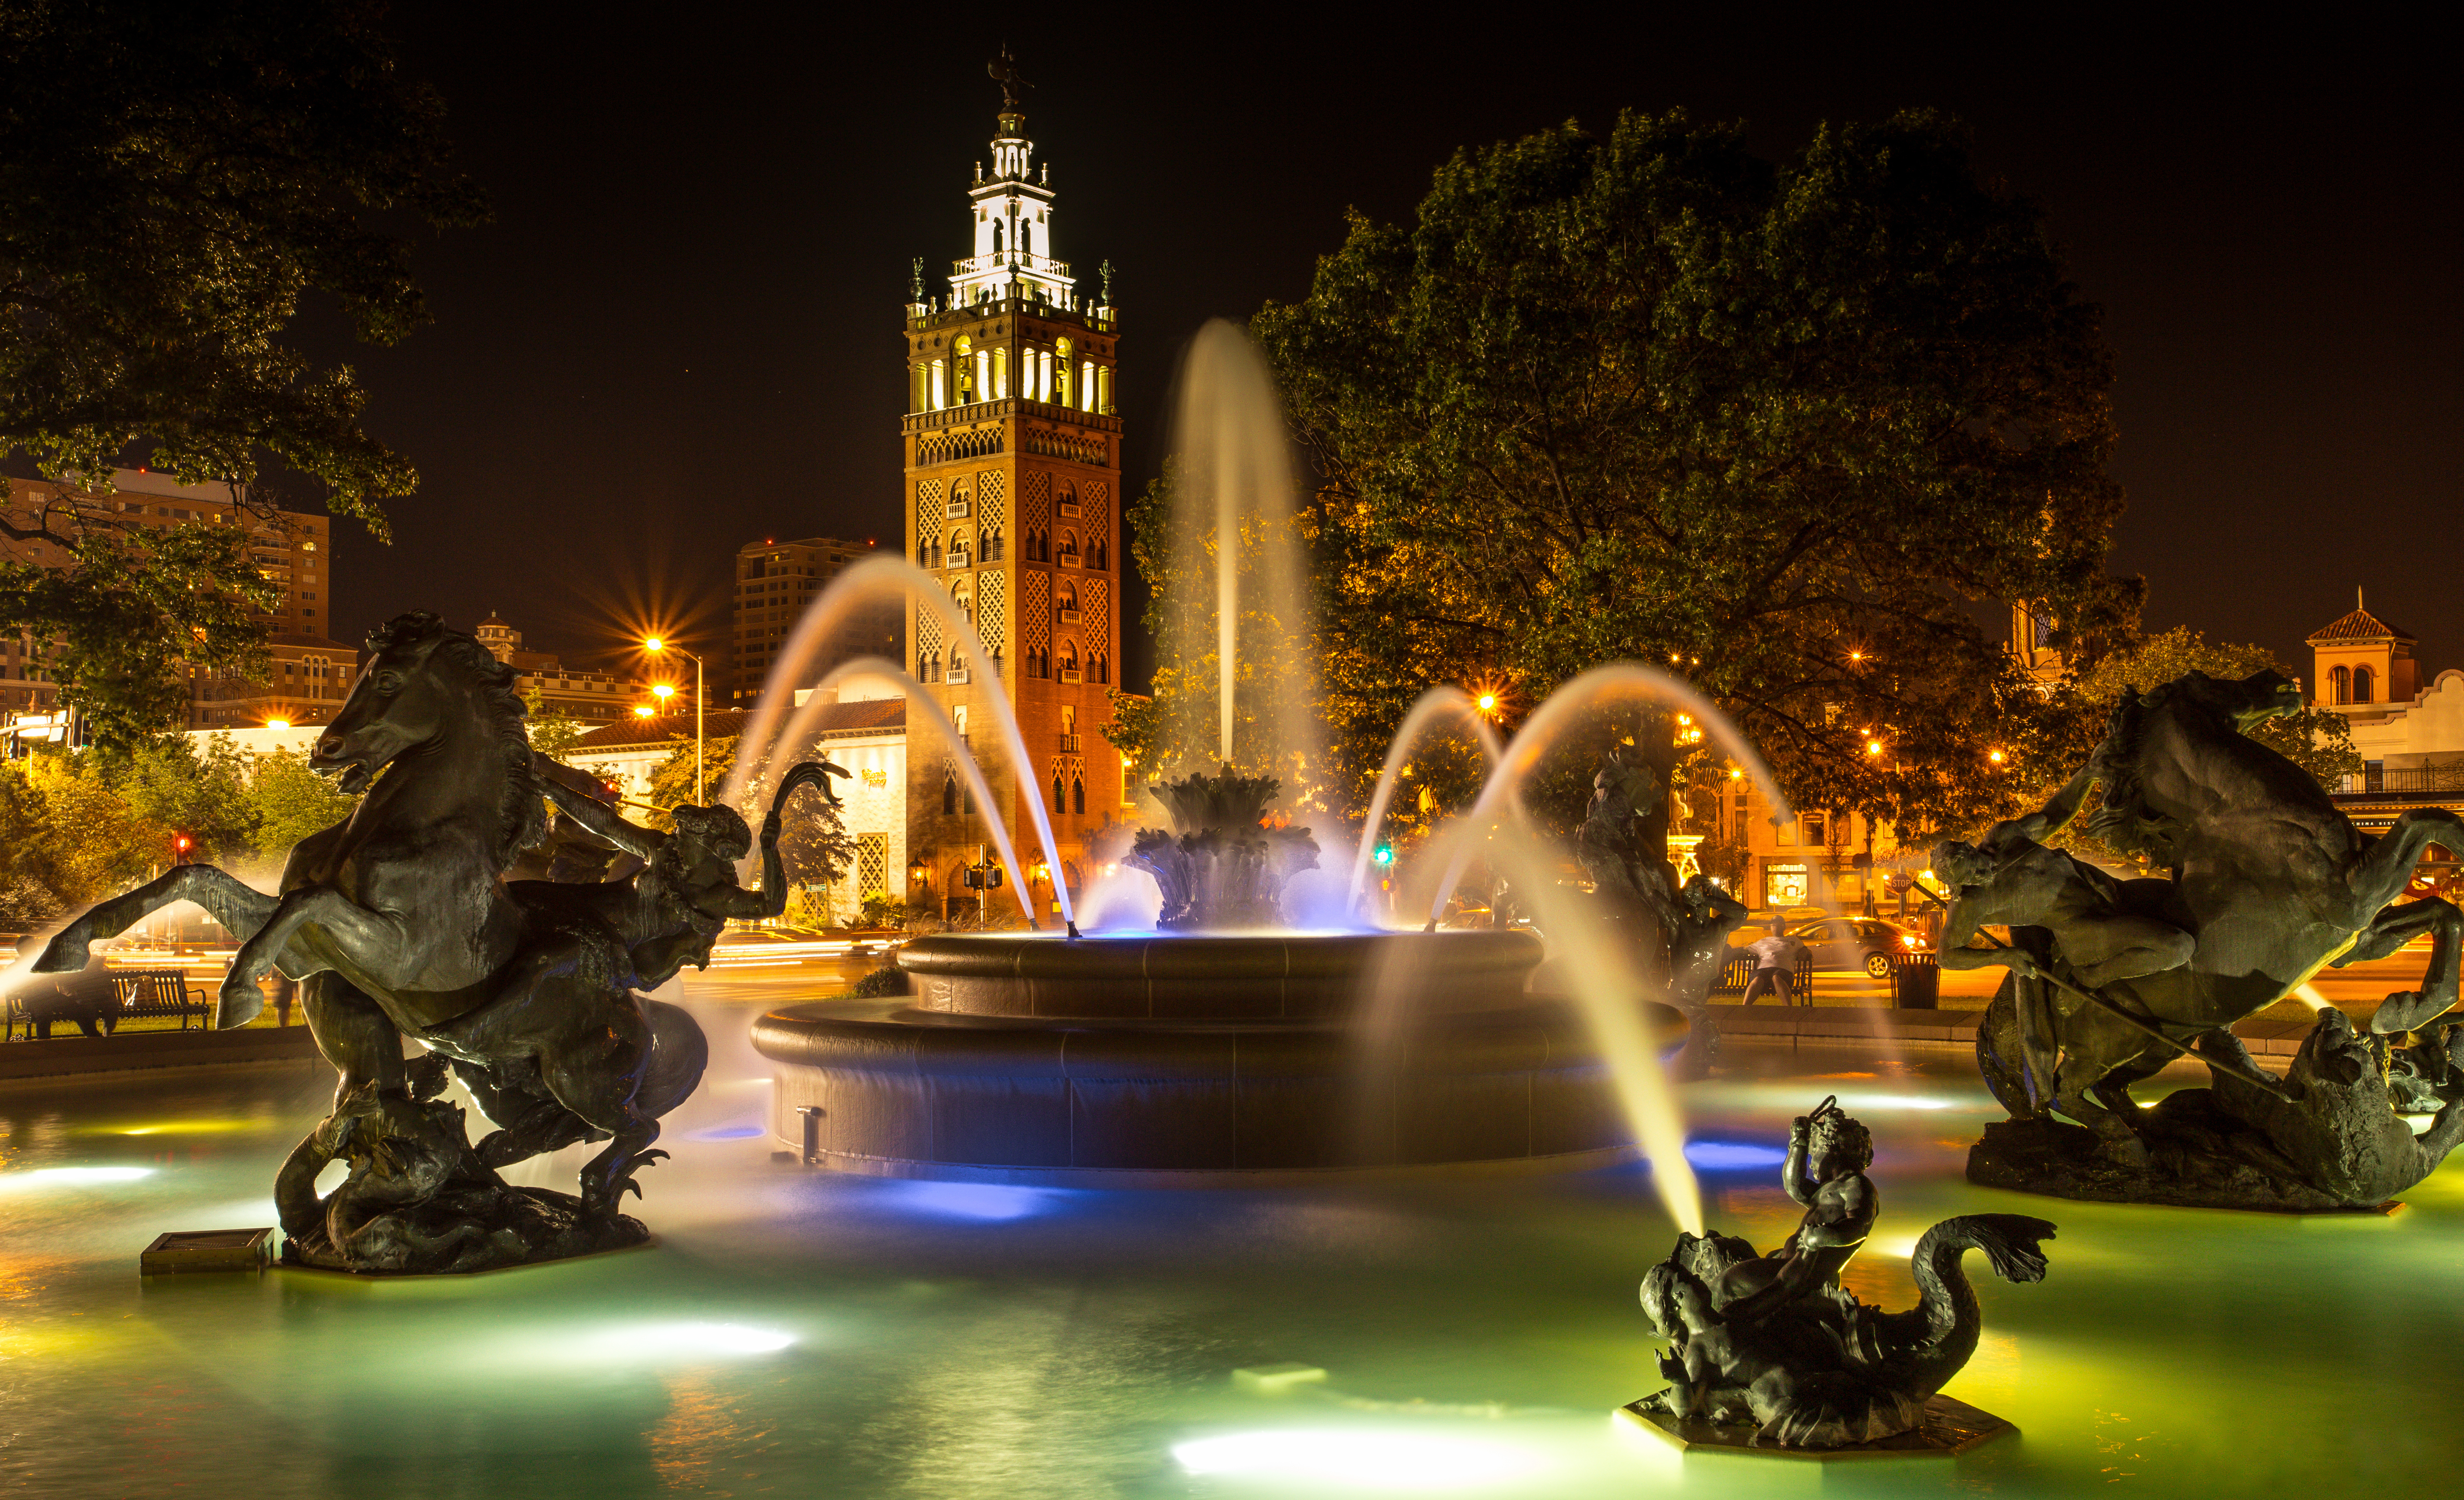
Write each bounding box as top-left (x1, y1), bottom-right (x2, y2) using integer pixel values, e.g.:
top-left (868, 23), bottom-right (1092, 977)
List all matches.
top-left (172, 833), bottom-right (193, 859)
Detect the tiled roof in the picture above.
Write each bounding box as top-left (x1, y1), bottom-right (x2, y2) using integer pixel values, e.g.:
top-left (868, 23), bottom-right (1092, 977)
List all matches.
top-left (560, 698), bottom-right (904, 753)
top-left (2306, 606), bottom-right (2417, 644)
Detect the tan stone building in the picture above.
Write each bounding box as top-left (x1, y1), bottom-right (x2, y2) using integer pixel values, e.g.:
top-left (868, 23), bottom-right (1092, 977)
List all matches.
top-left (731, 536), bottom-right (901, 705)
top-left (471, 612), bottom-right (645, 724)
top-left (900, 92), bottom-right (1124, 913)
top-left (2, 468), bottom-right (352, 730)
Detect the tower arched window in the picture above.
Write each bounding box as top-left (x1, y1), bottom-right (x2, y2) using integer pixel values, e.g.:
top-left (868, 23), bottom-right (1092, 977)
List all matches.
top-left (2329, 665), bottom-right (2350, 703)
top-left (1092, 535), bottom-right (1108, 570)
top-left (2354, 665), bottom-right (2375, 704)
top-left (1093, 653), bottom-right (1110, 686)
top-left (953, 337), bottom-right (974, 402)
top-left (1054, 338), bottom-right (1072, 407)
top-left (1059, 642), bottom-right (1080, 683)
top-left (948, 529), bottom-right (971, 569)
top-left (984, 528), bottom-right (1004, 562)
top-left (1019, 219), bottom-right (1032, 257)
top-left (991, 221), bottom-right (1003, 254)
top-left (1073, 777), bottom-right (1085, 815)
top-left (1053, 774), bottom-right (1065, 815)
top-left (943, 773), bottom-right (958, 816)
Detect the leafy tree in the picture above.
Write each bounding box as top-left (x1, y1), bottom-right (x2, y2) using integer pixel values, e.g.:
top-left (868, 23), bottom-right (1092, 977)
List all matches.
top-left (523, 690), bottom-right (591, 759)
top-left (2071, 626), bottom-right (2360, 788)
top-left (246, 745), bottom-right (359, 861)
top-left (15, 750), bottom-right (167, 900)
top-left (0, 0), bottom-right (483, 743)
top-left (1253, 109), bottom-right (2141, 858)
top-left (112, 735), bottom-right (257, 862)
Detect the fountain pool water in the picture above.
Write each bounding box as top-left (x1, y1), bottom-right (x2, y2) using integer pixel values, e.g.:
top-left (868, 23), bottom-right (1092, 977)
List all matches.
top-left (8, 1048), bottom-right (2460, 1496)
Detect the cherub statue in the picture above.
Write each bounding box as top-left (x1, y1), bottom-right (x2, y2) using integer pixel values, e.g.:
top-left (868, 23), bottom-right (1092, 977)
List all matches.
top-left (1930, 766), bottom-right (2194, 991)
top-left (1713, 1096), bottom-right (1878, 1324)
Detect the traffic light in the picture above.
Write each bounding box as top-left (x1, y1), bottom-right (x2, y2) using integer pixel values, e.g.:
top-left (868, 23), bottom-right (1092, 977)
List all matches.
top-left (172, 833), bottom-right (193, 862)
top-left (1372, 843), bottom-right (1395, 868)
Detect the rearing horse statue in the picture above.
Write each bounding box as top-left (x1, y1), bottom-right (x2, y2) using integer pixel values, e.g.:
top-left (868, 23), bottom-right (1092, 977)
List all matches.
top-left (32, 612), bottom-right (696, 1219)
top-left (1978, 668), bottom-right (2462, 1150)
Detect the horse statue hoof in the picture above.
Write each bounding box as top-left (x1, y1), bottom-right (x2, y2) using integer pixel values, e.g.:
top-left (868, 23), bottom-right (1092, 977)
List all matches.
top-left (214, 980), bottom-right (266, 1030)
top-left (2370, 991), bottom-right (2453, 1036)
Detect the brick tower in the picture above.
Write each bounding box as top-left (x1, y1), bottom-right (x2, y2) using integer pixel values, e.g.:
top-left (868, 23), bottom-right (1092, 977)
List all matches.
top-left (903, 71), bottom-right (1123, 916)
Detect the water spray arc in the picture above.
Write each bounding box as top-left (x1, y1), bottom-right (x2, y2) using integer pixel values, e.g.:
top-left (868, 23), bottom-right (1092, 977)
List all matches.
top-left (766, 654), bottom-right (1040, 927)
top-left (1422, 663), bottom-right (1796, 932)
top-left (1346, 687), bottom-right (1506, 916)
top-left (720, 553), bottom-right (1077, 931)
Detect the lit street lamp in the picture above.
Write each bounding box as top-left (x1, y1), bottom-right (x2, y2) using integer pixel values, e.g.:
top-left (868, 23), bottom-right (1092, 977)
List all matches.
top-left (644, 636), bottom-right (704, 801)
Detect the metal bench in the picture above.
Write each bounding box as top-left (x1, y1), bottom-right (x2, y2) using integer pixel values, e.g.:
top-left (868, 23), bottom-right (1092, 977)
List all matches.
top-left (6, 966), bottom-right (209, 1039)
top-left (1711, 952), bottom-right (1817, 1005)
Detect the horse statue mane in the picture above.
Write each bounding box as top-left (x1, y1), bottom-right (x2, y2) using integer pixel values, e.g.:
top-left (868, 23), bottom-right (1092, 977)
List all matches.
top-left (365, 611), bottom-right (548, 861)
top-left (2079, 669), bottom-right (2302, 864)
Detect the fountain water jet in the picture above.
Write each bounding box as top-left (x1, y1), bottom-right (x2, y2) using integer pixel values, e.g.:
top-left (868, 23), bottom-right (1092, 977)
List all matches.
top-left (766, 654), bottom-right (1040, 926)
top-left (1345, 686), bottom-right (1505, 917)
top-left (1161, 321), bottom-right (1323, 797)
top-left (719, 553), bottom-right (1076, 929)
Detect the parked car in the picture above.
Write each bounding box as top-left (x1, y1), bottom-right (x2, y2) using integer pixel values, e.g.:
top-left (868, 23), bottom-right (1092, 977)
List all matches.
top-left (1785, 917), bottom-right (1930, 978)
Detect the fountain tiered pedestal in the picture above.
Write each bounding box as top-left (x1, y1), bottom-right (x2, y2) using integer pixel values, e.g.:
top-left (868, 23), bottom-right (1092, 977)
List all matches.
top-left (754, 770), bottom-right (1686, 1184)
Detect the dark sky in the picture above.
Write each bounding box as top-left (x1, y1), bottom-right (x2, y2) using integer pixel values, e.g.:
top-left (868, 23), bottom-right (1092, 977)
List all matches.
top-left (319, 5), bottom-right (2457, 692)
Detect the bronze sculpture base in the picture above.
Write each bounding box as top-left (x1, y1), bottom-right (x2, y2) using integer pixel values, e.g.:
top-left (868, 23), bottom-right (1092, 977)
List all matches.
top-left (1968, 1115), bottom-right (2402, 1214)
top-left (1617, 1393), bottom-right (2014, 1461)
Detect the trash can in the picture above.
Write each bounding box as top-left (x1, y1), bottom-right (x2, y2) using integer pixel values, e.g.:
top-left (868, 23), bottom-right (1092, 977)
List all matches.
top-left (1888, 952), bottom-right (1940, 1010)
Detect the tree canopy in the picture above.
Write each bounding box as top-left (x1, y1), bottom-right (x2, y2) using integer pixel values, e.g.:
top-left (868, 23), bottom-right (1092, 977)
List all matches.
top-left (0, 0), bottom-right (481, 743)
top-left (1253, 109), bottom-right (2142, 841)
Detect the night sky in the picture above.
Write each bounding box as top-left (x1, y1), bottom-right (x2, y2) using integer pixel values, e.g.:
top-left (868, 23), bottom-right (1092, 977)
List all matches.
top-left (309, 7), bottom-right (2455, 693)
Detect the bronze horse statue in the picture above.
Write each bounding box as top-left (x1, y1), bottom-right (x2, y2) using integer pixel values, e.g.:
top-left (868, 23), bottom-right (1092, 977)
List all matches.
top-left (31, 612), bottom-right (794, 1234)
top-left (1974, 668), bottom-right (2462, 1152)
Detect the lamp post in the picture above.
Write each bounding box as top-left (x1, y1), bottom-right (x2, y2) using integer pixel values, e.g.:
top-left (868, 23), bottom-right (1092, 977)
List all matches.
top-left (644, 637), bottom-right (703, 801)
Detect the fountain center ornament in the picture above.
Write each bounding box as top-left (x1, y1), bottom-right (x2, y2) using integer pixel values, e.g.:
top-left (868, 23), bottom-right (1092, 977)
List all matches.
top-left (1624, 1095), bottom-right (2055, 1455)
top-left (1123, 765), bottom-right (1321, 930)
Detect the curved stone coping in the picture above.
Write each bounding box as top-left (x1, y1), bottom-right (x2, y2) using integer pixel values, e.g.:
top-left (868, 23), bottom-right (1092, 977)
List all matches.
top-left (894, 928), bottom-right (1545, 1020)
top-left (752, 996), bottom-right (1685, 1177)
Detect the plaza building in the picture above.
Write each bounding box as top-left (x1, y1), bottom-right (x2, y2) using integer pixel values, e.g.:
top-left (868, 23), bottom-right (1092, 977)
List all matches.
top-left (731, 536), bottom-right (900, 705)
top-left (2304, 595), bottom-right (2464, 864)
top-left (471, 613), bottom-right (646, 724)
top-left (2, 468), bottom-right (352, 732)
top-left (559, 690), bottom-right (909, 926)
top-left (900, 89), bottom-right (1125, 914)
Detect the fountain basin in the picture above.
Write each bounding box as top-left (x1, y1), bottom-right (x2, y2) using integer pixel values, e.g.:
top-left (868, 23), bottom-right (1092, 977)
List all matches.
top-left (754, 989), bottom-right (1688, 1186)
top-left (896, 928), bottom-right (1546, 1020)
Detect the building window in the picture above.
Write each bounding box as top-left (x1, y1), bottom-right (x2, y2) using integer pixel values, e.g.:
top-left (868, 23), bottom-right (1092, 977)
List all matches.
top-left (2354, 665), bottom-right (2374, 704)
top-left (1052, 774), bottom-right (1065, 815)
top-left (942, 774), bottom-right (957, 816)
top-left (2330, 665), bottom-right (2350, 703)
top-left (856, 834), bottom-right (889, 900)
top-left (1073, 777), bottom-right (1085, 815)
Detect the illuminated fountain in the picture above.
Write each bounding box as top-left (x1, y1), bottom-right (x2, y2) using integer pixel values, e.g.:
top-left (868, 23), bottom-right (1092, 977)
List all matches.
top-left (741, 323), bottom-right (1723, 1198)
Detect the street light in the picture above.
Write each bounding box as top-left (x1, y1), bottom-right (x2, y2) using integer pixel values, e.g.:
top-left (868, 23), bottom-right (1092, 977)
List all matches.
top-left (645, 636), bottom-right (704, 801)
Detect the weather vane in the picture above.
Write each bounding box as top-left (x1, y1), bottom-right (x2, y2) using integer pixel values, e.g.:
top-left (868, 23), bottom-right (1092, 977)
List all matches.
top-left (989, 45), bottom-right (1029, 114)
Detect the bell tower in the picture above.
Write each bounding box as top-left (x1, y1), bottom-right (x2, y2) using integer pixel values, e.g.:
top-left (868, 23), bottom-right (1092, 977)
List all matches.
top-left (903, 55), bottom-right (1124, 917)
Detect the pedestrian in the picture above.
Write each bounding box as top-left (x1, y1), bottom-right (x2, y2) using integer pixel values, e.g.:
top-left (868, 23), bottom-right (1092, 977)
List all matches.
top-left (1742, 917), bottom-right (1808, 1006)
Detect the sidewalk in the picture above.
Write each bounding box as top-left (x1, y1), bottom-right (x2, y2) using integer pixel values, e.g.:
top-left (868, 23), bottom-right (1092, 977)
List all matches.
top-left (1709, 1000), bottom-right (2349, 1058)
top-left (0, 1023), bottom-right (324, 1082)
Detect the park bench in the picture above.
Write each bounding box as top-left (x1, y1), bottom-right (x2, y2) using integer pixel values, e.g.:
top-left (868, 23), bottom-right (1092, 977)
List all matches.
top-left (5, 967), bottom-right (211, 1040)
top-left (1711, 951), bottom-right (1817, 1005)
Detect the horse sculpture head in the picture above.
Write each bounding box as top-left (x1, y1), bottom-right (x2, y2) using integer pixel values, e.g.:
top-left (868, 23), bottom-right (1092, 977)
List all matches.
top-left (315, 612), bottom-right (547, 859)
top-left (2156, 668), bottom-right (2307, 731)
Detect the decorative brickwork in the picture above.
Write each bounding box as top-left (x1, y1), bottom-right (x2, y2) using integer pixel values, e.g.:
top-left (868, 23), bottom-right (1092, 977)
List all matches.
top-left (977, 568), bottom-right (1005, 655)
